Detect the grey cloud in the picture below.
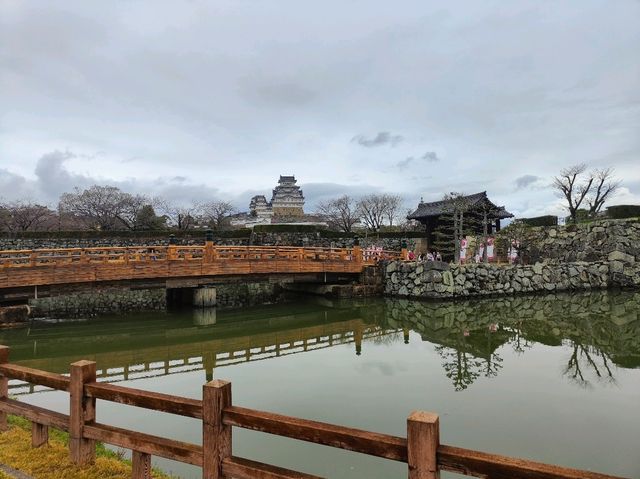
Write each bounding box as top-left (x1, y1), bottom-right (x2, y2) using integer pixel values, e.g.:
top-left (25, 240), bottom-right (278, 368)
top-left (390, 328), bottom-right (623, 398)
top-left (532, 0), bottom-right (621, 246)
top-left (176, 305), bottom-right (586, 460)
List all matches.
top-left (421, 151), bottom-right (439, 162)
top-left (515, 174), bottom-right (542, 189)
top-left (397, 157), bottom-right (413, 170)
top-left (352, 132), bottom-right (404, 148)
top-left (397, 151), bottom-right (440, 170)
top-left (2, 150), bottom-right (223, 207)
top-left (0, 2), bottom-right (638, 216)
top-left (33, 150), bottom-right (91, 197)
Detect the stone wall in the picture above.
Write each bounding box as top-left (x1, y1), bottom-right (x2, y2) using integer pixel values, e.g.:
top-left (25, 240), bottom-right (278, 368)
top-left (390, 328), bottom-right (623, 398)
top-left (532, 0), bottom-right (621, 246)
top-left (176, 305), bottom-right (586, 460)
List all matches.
top-left (384, 258), bottom-right (639, 299)
top-left (215, 282), bottom-right (287, 309)
top-left (0, 236), bottom-right (247, 250)
top-left (523, 218), bottom-right (640, 263)
top-left (28, 287), bottom-right (166, 318)
top-left (0, 233), bottom-right (417, 251)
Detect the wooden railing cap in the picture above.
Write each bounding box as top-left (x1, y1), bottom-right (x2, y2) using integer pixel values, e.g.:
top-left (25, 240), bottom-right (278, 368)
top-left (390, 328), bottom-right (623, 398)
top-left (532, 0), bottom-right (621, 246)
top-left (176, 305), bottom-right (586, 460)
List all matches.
top-left (408, 411), bottom-right (439, 423)
top-left (70, 360), bottom-right (96, 368)
top-left (205, 379), bottom-right (230, 388)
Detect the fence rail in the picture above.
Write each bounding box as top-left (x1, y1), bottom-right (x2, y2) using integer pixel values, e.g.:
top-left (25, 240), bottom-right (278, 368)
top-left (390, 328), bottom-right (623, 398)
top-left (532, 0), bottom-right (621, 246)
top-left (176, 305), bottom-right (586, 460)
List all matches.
top-left (0, 345), bottom-right (628, 479)
top-left (0, 244), bottom-right (403, 289)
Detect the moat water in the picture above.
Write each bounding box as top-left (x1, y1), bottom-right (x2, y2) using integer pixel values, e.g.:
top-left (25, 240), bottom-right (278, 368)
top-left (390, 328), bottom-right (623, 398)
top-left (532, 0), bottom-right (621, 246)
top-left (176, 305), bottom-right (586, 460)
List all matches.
top-left (1, 291), bottom-right (639, 478)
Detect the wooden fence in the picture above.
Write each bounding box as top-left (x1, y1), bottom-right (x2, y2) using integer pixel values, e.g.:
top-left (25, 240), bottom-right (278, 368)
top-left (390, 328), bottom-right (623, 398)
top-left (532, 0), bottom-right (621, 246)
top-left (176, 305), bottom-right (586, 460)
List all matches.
top-left (0, 244), bottom-right (403, 289)
top-left (0, 346), bottom-right (628, 479)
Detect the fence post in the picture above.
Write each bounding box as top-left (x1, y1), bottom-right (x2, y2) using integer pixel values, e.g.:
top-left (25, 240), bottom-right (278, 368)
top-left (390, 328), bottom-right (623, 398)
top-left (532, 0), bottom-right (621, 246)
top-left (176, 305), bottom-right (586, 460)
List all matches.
top-left (32, 422), bottom-right (48, 447)
top-left (0, 345), bottom-right (8, 431)
top-left (203, 380), bottom-right (232, 479)
top-left (407, 411), bottom-right (440, 479)
top-left (132, 450), bottom-right (152, 479)
top-left (70, 360), bottom-right (96, 466)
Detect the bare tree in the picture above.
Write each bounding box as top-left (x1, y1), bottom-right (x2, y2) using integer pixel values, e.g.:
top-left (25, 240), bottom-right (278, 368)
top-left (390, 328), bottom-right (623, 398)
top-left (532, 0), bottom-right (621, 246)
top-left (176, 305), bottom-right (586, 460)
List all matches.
top-left (155, 199), bottom-right (203, 230)
top-left (200, 200), bottom-right (237, 230)
top-left (316, 195), bottom-right (360, 232)
top-left (58, 185), bottom-right (148, 230)
top-left (357, 194), bottom-right (388, 231)
top-left (0, 200), bottom-right (57, 232)
top-left (587, 168), bottom-right (621, 217)
top-left (382, 194), bottom-right (403, 226)
top-left (552, 164), bottom-right (594, 223)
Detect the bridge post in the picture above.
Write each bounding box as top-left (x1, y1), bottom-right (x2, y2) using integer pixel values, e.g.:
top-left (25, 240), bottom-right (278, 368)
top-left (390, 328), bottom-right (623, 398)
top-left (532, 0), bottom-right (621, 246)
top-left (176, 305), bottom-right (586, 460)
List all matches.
top-left (407, 411), bottom-right (440, 479)
top-left (205, 230), bottom-right (214, 263)
top-left (203, 380), bottom-right (232, 479)
top-left (353, 236), bottom-right (362, 264)
top-left (168, 234), bottom-right (177, 261)
top-left (0, 345), bottom-right (8, 431)
top-left (70, 360), bottom-right (96, 466)
top-left (401, 239), bottom-right (408, 261)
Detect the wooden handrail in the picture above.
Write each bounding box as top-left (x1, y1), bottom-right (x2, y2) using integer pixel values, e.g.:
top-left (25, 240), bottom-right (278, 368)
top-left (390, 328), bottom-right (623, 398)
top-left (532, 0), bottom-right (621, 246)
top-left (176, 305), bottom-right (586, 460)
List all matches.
top-left (222, 456), bottom-right (324, 479)
top-left (223, 405), bottom-right (408, 462)
top-left (83, 422), bottom-right (203, 466)
top-left (0, 350), bottom-right (627, 479)
top-left (0, 244), bottom-right (404, 289)
top-left (85, 382), bottom-right (202, 419)
top-left (436, 444), bottom-right (622, 479)
top-left (0, 398), bottom-right (69, 431)
top-left (0, 364), bottom-right (70, 391)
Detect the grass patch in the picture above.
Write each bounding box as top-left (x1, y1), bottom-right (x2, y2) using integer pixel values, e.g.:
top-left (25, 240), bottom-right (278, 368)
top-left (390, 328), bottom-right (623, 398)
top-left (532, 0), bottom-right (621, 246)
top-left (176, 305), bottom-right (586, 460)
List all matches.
top-left (1, 416), bottom-right (175, 479)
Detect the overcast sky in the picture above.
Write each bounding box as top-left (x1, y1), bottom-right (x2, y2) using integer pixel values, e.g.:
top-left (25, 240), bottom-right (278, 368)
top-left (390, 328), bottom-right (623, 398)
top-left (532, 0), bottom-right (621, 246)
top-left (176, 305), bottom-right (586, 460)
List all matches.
top-left (1, 1), bottom-right (639, 217)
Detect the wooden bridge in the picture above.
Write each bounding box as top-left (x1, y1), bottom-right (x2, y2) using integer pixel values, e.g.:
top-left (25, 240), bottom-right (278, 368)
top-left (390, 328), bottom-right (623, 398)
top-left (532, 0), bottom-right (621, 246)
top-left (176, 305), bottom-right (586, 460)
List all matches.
top-left (0, 244), bottom-right (401, 289)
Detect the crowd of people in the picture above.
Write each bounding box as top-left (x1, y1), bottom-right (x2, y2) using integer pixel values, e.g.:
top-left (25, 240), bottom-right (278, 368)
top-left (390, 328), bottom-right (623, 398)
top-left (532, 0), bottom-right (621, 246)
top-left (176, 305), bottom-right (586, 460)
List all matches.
top-left (407, 250), bottom-right (442, 262)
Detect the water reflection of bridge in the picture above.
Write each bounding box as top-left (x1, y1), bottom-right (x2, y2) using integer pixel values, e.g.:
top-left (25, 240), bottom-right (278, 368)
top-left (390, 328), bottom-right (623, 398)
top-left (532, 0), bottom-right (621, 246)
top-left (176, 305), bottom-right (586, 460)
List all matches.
top-left (2, 291), bottom-right (638, 395)
top-left (2, 303), bottom-right (399, 395)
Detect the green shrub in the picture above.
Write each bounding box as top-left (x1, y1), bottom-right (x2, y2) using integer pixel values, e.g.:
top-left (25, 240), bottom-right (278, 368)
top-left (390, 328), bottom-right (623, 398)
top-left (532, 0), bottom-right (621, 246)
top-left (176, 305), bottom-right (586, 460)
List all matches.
top-left (518, 215), bottom-right (558, 227)
top-left (252, 224), bottom-right (327, 233)
top-left (606, 205), bottom-right (640, 219)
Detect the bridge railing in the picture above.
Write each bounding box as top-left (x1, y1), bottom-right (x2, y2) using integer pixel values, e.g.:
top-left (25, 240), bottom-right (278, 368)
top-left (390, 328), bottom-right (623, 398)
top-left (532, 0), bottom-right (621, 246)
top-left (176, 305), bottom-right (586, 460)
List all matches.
top-left (0, 345), bottom-right (627, 479)
top-left (0, 245), bottom-right (403, 268)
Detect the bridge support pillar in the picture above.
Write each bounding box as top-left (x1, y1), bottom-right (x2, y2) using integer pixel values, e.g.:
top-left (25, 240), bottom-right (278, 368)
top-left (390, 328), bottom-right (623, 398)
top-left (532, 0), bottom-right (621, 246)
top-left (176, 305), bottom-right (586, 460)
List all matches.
top-left (193, 287), bottom-right (217, 308)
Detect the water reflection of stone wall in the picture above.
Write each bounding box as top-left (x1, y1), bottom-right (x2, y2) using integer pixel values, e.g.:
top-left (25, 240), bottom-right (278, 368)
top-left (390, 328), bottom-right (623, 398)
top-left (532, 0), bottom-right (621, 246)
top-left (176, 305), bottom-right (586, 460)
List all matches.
top-left (375, 291), bottom-right (640, 389)
top-left (384, 258), bottom-right (639, 299)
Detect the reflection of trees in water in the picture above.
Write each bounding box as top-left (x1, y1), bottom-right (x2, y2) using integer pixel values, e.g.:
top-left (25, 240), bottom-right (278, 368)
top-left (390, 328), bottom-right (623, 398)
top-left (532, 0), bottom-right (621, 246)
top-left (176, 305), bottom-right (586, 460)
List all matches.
top-left (377, 290), bottom-right (639, 391)
top-left (564, 343), bottom-right (616, 388)
top-left (436, 346), bottom-right (483, 391)
top-left (507, 322), bottom-right (534, 355)
top-left (433, 330), bottom-right (504, 391)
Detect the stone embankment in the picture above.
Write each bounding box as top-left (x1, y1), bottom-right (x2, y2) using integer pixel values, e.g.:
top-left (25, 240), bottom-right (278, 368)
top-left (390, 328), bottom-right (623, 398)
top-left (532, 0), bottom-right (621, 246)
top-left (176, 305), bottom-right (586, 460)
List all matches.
top-left (386, 217), bottom-right (640, 299)
top-left (385, 256), bottom-right (638, 299)
top-left (525, 218), bottom-right (639, 263)
top-left (28, 288), bottom-right (167, 318)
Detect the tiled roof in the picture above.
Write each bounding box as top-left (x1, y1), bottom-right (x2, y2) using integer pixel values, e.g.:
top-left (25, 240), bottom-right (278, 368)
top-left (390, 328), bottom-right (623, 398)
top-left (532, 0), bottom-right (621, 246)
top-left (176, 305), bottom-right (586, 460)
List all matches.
top-left (407, 191), bottom-right (513, 220)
